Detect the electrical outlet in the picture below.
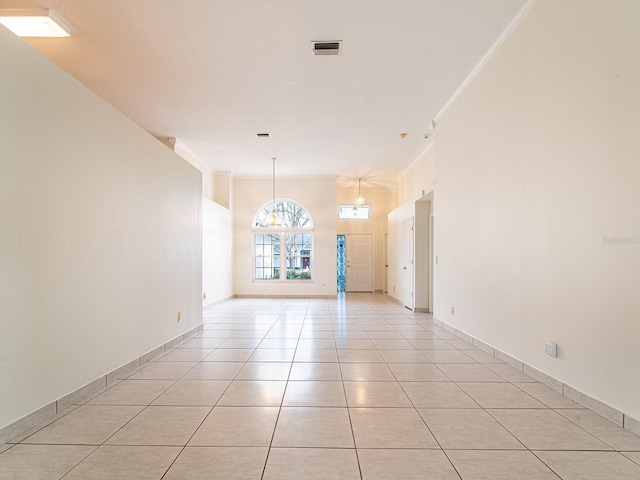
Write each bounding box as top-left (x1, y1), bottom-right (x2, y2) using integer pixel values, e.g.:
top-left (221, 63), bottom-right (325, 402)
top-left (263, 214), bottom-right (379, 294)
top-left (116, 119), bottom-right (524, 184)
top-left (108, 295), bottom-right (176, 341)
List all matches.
top-left (177, 312), bottom-right (182, 323)
top-left (450, 306), bottom-right (455, 315)
top-left (545, 341), bottom-right (557, 357)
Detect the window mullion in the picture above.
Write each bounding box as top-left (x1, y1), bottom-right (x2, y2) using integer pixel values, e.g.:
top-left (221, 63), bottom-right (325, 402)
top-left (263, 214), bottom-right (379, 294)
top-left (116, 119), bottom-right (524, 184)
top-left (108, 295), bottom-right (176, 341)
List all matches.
top-left (279, 232), bottom-right (286, 281)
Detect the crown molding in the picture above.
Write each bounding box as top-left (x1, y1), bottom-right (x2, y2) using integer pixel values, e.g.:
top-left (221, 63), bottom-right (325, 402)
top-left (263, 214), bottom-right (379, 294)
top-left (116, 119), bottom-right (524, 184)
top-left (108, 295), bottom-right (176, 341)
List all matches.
top-left (433, 0), bottom-right (538, 126)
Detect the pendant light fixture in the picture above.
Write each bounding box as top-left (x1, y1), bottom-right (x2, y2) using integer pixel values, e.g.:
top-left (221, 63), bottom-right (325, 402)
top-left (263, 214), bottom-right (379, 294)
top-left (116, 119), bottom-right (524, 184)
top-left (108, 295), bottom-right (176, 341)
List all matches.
top-left (267, 157), bottom-right (282, 227)
top-left (354, 178), bottom-right (365, 208)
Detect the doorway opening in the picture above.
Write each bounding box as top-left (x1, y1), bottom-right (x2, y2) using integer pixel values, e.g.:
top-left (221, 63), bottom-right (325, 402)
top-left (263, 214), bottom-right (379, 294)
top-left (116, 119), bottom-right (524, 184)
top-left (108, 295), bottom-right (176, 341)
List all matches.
top-left (414, 192), bottom-right (434, 313)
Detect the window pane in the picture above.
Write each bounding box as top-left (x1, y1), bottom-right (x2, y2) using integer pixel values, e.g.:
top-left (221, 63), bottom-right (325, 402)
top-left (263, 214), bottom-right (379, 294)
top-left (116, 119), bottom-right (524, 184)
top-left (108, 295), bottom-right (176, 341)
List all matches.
top-left (256, 266), bottom-right (280, 280)
top-left (338, 205), bottom-right (370, 219)
top-left (254, 203), bottom-right (312, 281)
top-left (303, 257), bottom-right (311, 277)
top-left (286, 256), bottom-right (311, 280)
top-left (255, 232), bottom-right (281, 280)
top-left (254, 200), bottom-right (313, 228)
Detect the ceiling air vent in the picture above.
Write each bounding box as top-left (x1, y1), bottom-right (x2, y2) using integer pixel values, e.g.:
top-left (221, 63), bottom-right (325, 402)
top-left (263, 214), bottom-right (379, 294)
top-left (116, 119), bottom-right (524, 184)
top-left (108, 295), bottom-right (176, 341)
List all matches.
top-left (313, 41), bottom-right (342, 56)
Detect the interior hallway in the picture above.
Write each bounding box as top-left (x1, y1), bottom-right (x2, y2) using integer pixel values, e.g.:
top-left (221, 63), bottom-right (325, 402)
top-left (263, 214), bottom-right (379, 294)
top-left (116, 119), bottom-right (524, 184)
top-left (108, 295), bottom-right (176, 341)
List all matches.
top-left (1, 293), bottom-right (639, 479)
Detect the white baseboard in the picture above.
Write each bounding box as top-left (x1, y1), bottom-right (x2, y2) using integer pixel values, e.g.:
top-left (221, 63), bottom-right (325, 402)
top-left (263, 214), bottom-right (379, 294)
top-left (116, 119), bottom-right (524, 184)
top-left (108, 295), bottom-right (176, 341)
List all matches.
top-left (433, 317), bottom-right (639, 435)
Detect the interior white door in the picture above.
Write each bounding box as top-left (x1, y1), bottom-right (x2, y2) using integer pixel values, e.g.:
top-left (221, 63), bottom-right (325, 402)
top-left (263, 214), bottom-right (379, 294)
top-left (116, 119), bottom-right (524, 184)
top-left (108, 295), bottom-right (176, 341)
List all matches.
top-left (346, 234), bottom-right (373, 292)
top-left (404, 218), bottom-right (414, 309)
top-left (383, 233), bottom-right (388, 293)
top-left (429, 214), bottom-right (434, 313)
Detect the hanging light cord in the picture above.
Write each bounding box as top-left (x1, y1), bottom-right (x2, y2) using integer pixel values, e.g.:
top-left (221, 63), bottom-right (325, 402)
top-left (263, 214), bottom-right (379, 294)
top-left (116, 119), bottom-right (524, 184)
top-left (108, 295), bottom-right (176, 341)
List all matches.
top-left (355, 178), bottom-right (365, 208)
top-left (272, 157), bottom-right (276, 204)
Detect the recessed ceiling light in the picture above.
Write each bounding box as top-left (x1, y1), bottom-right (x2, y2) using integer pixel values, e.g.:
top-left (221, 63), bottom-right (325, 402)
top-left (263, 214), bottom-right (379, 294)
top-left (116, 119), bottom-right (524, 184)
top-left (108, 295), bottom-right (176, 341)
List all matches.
top-left (255, 133), bottom-right (271, 138)
top-left (0, 9), bottom-right (70, 37)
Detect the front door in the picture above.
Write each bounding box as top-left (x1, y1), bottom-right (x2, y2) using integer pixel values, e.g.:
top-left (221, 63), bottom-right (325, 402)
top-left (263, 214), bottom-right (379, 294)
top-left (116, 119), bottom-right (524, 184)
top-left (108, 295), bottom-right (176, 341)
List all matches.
top-left (346, 234), bottom-right (373, 292)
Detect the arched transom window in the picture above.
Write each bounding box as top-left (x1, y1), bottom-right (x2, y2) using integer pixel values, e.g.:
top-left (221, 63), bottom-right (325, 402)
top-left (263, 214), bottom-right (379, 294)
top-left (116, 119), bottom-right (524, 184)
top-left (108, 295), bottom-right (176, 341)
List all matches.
top-left (253, 199), bottom-right (314, 281)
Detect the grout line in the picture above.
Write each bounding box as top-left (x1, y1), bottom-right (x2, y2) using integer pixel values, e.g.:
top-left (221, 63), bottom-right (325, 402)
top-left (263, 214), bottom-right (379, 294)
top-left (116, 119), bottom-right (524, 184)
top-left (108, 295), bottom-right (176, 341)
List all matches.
top-left (4, 295), bottom-right (639, 479)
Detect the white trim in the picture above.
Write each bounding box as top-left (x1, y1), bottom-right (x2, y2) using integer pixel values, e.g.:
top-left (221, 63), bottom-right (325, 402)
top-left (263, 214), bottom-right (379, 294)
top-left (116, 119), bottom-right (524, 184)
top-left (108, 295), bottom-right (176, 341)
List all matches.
top-left (0, 324), bottom-right (202, 445)
top-left (172, 139), bottom-right (212, 174)
top-left (433, 0), bottom-right (538, 125)
top-left (432, 314), bottom-right (640, 435)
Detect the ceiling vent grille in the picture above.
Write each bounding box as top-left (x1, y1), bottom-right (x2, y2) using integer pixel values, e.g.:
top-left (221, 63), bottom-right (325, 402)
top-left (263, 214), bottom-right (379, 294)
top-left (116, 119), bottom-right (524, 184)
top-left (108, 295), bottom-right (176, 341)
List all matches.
top-left (313, 41), bottom-right (342, 55)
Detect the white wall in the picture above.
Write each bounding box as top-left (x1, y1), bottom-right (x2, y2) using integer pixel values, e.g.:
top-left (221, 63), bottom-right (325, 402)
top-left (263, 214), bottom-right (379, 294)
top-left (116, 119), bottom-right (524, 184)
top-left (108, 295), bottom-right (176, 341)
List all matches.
top-left (174, 141), bottom-right (214, 200)
top-left (337, 188), bottom-right (398, 292)
top-left (414, 199), bottom-right (432, 311)
top-left (389, 147), bottom-right (436, 305)
top-left (202, 197), bottom-right (233, 305)
top-left (434, 0), bottom-right (640, 419)
top-left (174, 137), bottom-right (233, 306)
top-left (0, 28), bottom-right (202, 429)
top-left (399, 144), bottom-right (435, 204)
top-left (233, 177), bottom-right (337, 296)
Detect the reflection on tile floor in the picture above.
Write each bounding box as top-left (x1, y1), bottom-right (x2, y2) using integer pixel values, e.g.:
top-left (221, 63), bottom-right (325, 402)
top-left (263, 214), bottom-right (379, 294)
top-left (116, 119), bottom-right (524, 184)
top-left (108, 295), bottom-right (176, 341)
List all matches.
top-left (2, 293), bottom-right (640, 479)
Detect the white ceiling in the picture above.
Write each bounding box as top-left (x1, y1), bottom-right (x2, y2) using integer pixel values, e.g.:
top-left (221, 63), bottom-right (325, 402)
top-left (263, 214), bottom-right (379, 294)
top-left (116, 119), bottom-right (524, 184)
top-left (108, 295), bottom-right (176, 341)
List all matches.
top-left (3, 0), bottom-right (527, 187)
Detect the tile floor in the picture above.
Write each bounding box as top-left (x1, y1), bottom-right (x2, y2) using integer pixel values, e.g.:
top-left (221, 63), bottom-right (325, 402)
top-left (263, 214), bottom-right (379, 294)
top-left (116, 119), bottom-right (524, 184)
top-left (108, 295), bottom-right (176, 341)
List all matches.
top-left (2, 293), bottom-right (640, 479)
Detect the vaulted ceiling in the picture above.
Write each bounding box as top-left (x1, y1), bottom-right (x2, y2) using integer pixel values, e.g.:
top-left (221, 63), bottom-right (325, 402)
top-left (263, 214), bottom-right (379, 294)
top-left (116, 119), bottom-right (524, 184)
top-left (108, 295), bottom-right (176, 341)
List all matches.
top-left (3, 0), bottom-right (527, 188)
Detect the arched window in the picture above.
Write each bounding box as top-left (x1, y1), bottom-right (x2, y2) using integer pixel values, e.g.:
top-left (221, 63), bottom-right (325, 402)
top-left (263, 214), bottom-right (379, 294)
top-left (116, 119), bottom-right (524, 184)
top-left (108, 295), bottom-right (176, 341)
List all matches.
top-left (253, 199), bottom-right (314, 281)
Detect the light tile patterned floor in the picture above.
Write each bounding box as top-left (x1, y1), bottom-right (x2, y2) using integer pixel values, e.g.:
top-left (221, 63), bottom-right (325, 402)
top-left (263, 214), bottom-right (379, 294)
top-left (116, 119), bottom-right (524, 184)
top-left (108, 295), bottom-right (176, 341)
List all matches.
top-left (2, 293), bottom-right (640, 479)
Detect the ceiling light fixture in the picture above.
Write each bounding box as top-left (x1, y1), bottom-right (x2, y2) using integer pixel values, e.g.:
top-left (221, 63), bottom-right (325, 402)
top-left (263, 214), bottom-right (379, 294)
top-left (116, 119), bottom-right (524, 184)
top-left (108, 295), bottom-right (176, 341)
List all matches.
top-left (354, 178), bottom-right (365, 209)
top-left (0, 9), bottom-right (70, 37)
top-left (268, 157), bottom-right (282, 227)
